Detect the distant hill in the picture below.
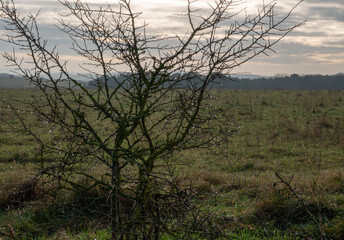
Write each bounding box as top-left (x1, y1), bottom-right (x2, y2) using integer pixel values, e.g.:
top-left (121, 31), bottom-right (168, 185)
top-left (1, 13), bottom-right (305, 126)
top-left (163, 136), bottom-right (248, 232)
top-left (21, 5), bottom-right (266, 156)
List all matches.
top-left (1, 73), bottom-right (344, 90)
top-left (0, 74), bottom-right (88, 89)
top-left (234, 74), bottom-right (266, 79)
top-left (0, 74), bottom-right (33, 88)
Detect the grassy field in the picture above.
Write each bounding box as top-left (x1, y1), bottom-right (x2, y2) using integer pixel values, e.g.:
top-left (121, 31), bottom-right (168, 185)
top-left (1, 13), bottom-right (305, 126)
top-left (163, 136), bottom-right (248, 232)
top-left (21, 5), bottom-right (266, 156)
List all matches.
top-left (1, 89), bottom-right (344, 239)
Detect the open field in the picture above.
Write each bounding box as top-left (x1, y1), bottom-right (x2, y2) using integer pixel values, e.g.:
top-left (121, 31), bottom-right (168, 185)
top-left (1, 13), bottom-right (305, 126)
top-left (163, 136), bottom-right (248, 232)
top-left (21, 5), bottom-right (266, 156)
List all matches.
top-left (1, 89), bottom-right (344, 239)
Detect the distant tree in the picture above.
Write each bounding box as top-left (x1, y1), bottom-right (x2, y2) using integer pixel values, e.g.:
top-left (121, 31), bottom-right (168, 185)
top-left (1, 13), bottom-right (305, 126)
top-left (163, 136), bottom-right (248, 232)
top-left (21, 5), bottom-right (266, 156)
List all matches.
top-left (0, 0), bottom-right (302, 238)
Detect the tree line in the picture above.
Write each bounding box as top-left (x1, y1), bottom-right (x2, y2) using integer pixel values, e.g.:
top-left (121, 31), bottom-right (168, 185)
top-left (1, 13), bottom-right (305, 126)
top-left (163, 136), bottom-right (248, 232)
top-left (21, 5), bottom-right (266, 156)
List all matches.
top-left (87, 73), bottom-right (344, 90)
top-left (216, 73), bottom-right (344, 90)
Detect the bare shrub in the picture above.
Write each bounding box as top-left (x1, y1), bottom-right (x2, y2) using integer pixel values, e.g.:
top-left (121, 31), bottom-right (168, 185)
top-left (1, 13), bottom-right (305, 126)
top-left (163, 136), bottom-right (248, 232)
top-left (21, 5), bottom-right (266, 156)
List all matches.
top-left (0, 0), bottom-right (302, 238)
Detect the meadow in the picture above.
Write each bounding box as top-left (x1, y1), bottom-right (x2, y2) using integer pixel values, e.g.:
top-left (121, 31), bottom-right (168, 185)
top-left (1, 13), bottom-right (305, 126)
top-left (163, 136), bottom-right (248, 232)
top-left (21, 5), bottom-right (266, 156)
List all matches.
top-left (1, 89), bottom-right (344, 239)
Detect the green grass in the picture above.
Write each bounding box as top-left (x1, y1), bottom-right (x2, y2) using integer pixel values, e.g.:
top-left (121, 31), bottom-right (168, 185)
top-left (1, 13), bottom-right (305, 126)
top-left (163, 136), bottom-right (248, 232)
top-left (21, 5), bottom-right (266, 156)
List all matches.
top-left (1, 89), bottom-right (344, 239)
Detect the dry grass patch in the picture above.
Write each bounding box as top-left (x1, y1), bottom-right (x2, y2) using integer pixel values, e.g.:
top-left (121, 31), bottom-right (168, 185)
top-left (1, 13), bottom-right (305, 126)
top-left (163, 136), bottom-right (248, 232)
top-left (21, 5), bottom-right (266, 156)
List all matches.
top-left (251, 189), bottom-right (337, 228)
top-left (317, 171), bottom-right (344, 194)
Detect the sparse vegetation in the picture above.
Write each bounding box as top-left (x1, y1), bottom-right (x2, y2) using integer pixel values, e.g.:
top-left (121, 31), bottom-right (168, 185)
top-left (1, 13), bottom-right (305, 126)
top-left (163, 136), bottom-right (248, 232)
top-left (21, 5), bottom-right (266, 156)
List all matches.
top-left (1, 89), bottom-right (344, 239)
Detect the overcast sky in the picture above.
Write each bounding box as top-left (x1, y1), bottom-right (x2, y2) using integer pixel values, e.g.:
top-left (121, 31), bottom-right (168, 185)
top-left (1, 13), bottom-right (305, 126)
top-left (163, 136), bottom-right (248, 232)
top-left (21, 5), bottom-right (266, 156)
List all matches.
top-left (0, 0), bottom-right (343, 76)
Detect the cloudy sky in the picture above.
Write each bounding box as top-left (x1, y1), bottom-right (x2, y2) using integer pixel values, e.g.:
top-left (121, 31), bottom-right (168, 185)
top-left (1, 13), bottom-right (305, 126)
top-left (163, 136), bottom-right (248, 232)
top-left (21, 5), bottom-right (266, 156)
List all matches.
top-left (0, 0), bottom-right (343, 76)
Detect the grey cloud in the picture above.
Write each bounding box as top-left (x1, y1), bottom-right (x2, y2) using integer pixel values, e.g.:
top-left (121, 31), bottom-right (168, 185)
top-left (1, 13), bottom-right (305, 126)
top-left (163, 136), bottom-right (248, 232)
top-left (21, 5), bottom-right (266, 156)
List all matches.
top-left (18, 1), bottom-right (61, 7)
top-left (16, 1), bottom-right (114, 8)
top-left (289, 31), bottom-right (331, 37)
top-left (305, 0), bottom-right (344, 4)
top-left (251, 41), bottom-right (344, 65)
top-left (13, 1), bottom-right (119, 18)
top-left (1, 0), bottom-right (343, 75)
top-left (226, 37), bottom-right (344, 68)
top-left (277, 41), bottom-right (344, 55)
top-left (308, 6), bottom-right (344, 22)
top-left (147, 6), bottom-right (187, 14)
top-left (0, 20), bottom-right (73, 54)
